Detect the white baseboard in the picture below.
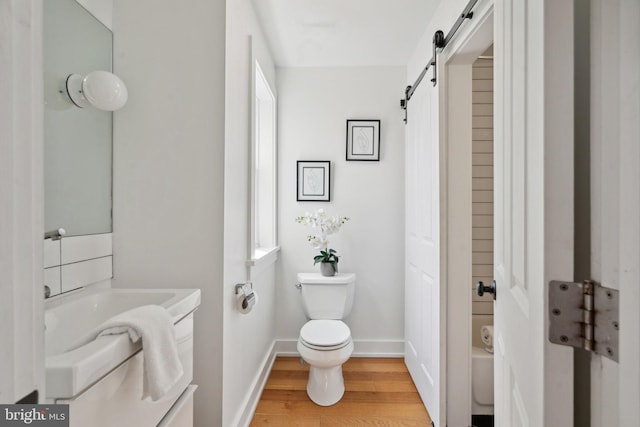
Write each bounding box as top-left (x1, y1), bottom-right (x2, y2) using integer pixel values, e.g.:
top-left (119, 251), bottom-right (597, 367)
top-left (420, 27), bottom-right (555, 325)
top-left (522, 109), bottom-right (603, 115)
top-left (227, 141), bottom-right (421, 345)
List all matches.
top-left (274, 338), bottom-right (405, 357)
top-left (234, 341), bottom-right (277, 427)
top-left (351, 339), bottom-right (405, 357)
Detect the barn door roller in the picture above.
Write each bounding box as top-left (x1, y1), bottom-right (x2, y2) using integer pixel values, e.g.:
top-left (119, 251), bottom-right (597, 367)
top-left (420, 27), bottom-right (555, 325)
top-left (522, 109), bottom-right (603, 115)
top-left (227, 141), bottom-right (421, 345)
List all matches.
top-left (400, 0), bottom-right (479, 123)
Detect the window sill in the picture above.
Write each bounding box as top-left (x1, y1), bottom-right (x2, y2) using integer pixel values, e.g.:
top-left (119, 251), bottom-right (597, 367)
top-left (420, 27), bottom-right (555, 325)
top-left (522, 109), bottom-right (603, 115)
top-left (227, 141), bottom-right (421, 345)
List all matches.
top-left (247, 246), bottom-right (280, 269)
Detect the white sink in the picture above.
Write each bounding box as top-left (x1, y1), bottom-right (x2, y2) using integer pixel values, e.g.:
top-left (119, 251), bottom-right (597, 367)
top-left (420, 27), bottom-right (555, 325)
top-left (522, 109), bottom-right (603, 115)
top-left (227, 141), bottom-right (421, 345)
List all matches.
top-left (44, 287), bottom-right (201, 399)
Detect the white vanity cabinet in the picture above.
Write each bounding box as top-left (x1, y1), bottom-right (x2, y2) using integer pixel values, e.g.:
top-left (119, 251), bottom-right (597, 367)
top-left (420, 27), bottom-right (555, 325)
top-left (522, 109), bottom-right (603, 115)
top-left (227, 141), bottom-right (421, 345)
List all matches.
top-left (157, 385), bottom-right (197, 427)
top-left (56, 314), bottom-right (196, 427)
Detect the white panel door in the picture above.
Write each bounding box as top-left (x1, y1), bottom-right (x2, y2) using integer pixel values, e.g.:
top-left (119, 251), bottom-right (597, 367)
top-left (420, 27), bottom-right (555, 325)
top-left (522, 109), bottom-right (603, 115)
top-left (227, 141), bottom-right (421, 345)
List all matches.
top-left (493, 0), bottom-right (574, 425)
top-left (590, 0), bottom-right (640, 424)
top-left (405, 78), bottom-right (443, 425)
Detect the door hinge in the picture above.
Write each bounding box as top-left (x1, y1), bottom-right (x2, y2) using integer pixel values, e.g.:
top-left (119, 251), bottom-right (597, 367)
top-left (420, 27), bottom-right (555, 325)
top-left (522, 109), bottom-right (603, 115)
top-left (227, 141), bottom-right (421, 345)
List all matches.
top-left (548, 280), bottom-right (619, 362)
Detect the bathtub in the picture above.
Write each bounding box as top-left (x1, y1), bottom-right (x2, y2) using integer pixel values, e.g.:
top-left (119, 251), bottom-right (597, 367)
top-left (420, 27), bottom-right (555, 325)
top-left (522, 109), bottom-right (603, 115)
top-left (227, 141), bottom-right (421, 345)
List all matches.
top-left (472, 346), bottom-right (494, 415)
top-left (471, 313), bottom-right (494, 415)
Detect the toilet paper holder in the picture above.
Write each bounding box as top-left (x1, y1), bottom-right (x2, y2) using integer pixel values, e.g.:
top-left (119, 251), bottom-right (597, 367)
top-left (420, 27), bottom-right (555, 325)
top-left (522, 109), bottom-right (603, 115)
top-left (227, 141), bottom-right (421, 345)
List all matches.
top-left (235, 282), bottom-right (256, 313)
top-left (235, 281), bottom-right (253, 296)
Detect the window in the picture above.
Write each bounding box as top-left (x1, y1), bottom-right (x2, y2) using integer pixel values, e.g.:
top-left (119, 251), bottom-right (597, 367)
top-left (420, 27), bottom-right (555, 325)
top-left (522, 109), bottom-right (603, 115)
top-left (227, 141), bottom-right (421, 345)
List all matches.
top-left (251, 61), bottom-right (277, 261)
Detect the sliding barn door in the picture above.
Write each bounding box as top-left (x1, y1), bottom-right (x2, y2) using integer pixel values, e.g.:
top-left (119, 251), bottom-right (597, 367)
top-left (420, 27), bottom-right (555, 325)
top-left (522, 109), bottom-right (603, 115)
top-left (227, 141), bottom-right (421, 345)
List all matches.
top-left (405, 80), bottom-right (444, 425)
top-left (493, 0), bottom-right (574, 425)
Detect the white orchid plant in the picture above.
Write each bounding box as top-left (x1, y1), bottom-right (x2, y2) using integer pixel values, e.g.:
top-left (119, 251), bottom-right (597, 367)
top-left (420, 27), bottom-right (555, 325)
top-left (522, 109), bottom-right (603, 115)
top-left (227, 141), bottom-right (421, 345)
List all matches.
top-left (296, 209), bottom-right (349, 268)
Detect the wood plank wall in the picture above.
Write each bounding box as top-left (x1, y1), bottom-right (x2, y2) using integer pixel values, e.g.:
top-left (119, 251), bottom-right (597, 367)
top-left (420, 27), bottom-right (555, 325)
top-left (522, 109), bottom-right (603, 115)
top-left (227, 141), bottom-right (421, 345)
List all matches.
top-left (471, 49), bottom-right (495, 317)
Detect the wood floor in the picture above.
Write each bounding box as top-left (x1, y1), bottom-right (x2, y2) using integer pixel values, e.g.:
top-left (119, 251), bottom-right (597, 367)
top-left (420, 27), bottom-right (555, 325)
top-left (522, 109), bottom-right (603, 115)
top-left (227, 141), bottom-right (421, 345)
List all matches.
top-left (250, 357), bottom-right (432, 426)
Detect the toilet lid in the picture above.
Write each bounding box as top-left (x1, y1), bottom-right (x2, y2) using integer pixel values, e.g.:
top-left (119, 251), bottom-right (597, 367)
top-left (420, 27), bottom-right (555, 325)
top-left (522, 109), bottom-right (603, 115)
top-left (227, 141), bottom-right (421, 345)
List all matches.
top-left (300, 320), bottom-right (351, 347)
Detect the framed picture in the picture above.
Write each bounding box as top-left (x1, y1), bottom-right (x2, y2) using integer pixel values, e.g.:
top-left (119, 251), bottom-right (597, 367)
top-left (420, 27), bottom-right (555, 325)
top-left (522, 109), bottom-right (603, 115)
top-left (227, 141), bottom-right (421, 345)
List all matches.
top-left (346, 119), bottom-right (380, 161)
top-left (297, 161), bottom-right (331, 201)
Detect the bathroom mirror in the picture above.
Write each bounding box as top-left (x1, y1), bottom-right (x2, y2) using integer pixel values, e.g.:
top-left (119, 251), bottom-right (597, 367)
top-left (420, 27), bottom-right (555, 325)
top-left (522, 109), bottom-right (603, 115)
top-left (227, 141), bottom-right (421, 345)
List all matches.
top-left (43, 0), bottom-right (113, 236)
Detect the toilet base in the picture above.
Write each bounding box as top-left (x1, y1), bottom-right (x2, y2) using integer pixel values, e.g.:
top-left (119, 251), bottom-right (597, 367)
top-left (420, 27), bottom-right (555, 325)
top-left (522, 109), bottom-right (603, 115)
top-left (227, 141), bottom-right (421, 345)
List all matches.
top-left (297, 339), bottom-right (354, 406)
top-left (307, 365), bottom-right (345, 406)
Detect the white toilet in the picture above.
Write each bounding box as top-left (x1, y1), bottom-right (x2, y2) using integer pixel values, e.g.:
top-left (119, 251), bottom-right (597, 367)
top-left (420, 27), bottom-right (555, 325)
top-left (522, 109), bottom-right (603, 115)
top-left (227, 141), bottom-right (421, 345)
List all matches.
top-left (296, 272), bottom-right (356, 406)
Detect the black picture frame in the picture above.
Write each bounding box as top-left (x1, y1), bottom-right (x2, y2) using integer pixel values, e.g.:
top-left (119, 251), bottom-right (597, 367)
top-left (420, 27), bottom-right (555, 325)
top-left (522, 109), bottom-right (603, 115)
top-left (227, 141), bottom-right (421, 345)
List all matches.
top-left (346, 119), bottom-right (380, 161)
top-left (297, 161), bottom-right (331, 201)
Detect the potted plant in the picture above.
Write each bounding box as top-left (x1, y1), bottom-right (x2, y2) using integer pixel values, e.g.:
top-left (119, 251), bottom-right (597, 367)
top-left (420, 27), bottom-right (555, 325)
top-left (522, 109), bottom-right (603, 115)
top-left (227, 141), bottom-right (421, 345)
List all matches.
top-left (314, 249), bottom-right (340, 276)
top-left (296, 209), bottom-right (349, 277)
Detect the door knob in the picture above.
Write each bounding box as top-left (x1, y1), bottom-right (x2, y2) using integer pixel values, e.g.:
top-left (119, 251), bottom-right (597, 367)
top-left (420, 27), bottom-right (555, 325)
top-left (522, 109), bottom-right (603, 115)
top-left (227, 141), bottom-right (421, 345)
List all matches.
top-left (476, 280), bottom-right (497, 300)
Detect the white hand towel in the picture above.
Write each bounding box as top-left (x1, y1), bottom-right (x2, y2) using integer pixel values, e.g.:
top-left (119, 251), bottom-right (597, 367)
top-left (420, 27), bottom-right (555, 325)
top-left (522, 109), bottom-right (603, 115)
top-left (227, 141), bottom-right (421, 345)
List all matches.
top-left (72, 305), bottom-right (183, 401)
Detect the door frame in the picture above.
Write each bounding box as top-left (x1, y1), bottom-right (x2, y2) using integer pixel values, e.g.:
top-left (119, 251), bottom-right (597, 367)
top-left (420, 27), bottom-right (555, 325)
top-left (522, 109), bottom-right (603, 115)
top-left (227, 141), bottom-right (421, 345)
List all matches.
top-left (437, 2), bottom-right (494, 425)
top-left (438, 0), bottom-right (575, 425)
top-left (589, 0), bottom-right (640, 424)
top-left (0, 0), bottom-right (45, 402)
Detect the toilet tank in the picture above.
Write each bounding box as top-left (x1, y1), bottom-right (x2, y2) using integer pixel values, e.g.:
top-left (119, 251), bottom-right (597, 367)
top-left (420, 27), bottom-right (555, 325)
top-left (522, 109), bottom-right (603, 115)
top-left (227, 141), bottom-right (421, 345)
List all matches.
top-left (297, 273), bottom-right (356, 320)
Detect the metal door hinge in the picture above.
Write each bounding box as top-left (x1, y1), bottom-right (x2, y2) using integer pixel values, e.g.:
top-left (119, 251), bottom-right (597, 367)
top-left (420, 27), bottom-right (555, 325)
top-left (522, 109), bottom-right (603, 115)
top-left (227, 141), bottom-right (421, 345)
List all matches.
top-left (548, 280), bottom-right (619, 362)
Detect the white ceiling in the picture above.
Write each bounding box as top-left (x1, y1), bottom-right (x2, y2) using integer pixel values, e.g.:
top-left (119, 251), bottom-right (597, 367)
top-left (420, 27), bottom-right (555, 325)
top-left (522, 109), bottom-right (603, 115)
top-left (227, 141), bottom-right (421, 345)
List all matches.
top-left (251, 0), bottom-right (441, 68)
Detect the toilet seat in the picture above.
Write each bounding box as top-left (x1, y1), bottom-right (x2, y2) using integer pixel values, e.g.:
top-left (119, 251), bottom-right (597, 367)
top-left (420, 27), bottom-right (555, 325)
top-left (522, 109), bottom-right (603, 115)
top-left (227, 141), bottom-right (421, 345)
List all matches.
top-left (299, 320), bottom-right (352, 351)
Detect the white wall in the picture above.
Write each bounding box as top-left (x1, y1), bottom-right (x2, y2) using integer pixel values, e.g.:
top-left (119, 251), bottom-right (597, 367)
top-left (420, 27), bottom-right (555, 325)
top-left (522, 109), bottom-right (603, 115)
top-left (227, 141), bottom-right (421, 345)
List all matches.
top-left (0, 0), bottom-right (45, 403)
top-left (277, 67), bottom-right (406, 354)
top-left (111, 1), bottom-right (226, 425)
top-left (223, 0), bottom-right (279, 425)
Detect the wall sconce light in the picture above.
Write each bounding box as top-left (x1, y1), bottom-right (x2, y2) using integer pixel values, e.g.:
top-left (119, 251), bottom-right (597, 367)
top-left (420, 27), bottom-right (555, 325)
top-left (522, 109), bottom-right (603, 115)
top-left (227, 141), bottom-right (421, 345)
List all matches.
top-left (64, 70), bottom-right (128, 111)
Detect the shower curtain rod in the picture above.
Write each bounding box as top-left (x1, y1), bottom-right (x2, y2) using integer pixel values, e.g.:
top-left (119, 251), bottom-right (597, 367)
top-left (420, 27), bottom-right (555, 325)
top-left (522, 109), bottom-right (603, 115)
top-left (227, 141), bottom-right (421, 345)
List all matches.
top-left (400, 0), bottom-right (480, 123)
